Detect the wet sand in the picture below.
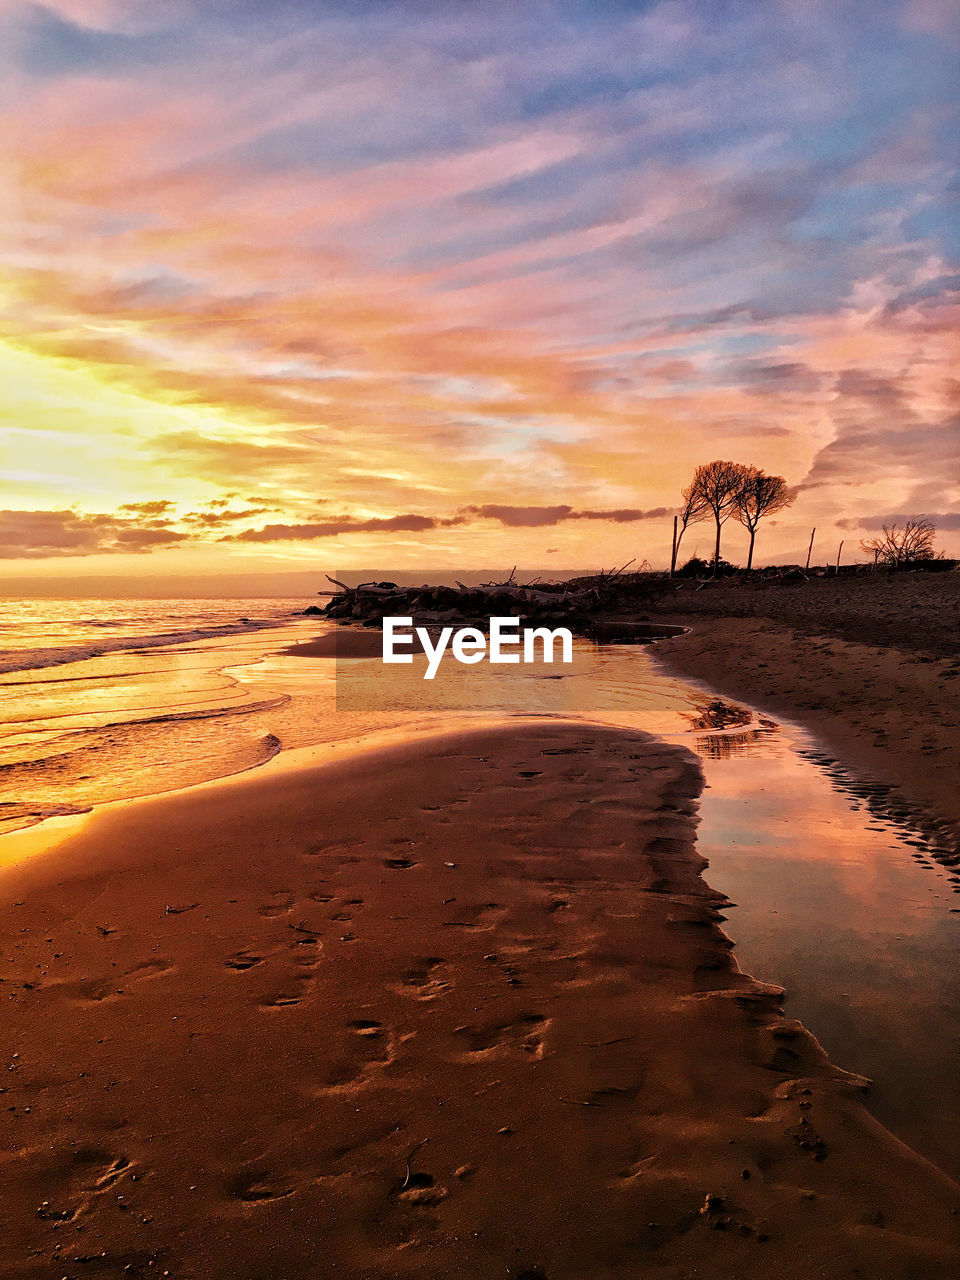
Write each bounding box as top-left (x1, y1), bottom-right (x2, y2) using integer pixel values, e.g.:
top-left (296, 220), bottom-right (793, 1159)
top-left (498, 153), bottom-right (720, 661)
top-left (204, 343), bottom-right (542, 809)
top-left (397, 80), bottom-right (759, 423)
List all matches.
top-left (282, 628), bottom-right (385, 659)
top-left (655, 600), bottom-right (960, 847)
top-left (2, 722), bottom-right (957, 1279)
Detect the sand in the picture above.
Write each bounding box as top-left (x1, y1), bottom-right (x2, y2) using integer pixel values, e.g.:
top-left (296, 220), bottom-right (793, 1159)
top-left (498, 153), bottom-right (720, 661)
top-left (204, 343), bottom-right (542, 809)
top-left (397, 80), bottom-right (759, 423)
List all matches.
top-left (655, 572), bottom-right (960, 847)
top-left (2, 721), bottom-right (957, 1279)
top-left (657, 568), bottom-right (960, 658)
top-left (281, 629), bottom-right (385, 659)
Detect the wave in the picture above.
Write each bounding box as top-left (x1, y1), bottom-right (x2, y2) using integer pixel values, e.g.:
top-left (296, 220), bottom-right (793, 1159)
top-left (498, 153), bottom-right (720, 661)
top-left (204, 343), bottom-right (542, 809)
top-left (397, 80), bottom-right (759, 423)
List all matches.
top-left (0, 617), bottom-right (292, 677)
top-left (0, 695), bottom-right (292, 738)
top-left (0, 731), bottom-right (284, 835)
top-left (0, 800), bottom-right (93, 835)
top-left (114, 695), bottom-right (291, 731)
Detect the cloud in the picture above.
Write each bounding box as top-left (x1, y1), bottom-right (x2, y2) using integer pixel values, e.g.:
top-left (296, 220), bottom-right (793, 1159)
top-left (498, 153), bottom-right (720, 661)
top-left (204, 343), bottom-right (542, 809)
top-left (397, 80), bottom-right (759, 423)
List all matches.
top-left (181, 505), bottom-right (277, 526)
top-left (230, 513), bottom-right (438, 541)
top-left (150, 431), bottom-right (320, 482)
top-left (9, 5), bottom-right (175, 79)
top-left (463, 504), bottom-right (576, 527)
top-left (2, 0), bottom-right (959, 565)
top-left (227, 502), bottom-right (672, 540)
top-left (837, 511), bottom-right (960, 532)
top-left (0, 508), bottom-right (189, 558)
top-left (882, 273), bottom-right (960, 317)
top-left (119, 499), bottom-right (175, 515)
top-left (724, 360), bottom-right (823, 394)
top-left (801, 363), bottom-right (960, 509)
top-left (463, 504), bottom-right (668, 526)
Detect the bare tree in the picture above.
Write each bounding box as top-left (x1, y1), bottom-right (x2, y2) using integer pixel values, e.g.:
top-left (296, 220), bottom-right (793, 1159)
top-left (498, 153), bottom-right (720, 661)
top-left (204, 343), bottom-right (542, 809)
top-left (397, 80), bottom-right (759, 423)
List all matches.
top-left (734, 468), bottom-right (797, 570)
top-left (859, 517), bottom-right (938, 567)
top-left (670, 477), bottom-right (710, 574)
top-left (688, 459), bottom-right (750, 572)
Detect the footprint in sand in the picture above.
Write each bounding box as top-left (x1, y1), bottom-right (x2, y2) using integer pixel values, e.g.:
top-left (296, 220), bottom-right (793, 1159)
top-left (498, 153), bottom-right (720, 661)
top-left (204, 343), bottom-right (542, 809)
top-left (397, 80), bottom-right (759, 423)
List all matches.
top-left (228, 1173), bottom-right (294, 1203)
top-left (225, 950), bottom-right (265, 971)
top-left (395, 1170), bottom-right (448, 1207)
top-left (260, 993), bottom-right (303, 1008)
top-left (383, 856), bottom-right (419, 870)
top-left (349, 1018), bottom-right (383, 1035)
top-left (89, 1154), bottom-right (136, 1192)
top-left (37, 1151), bottom-right (137, 1223)
top-left (289, 934), bottom-right (323, 968)
top-left (128, 959), bottom-right (172, 978)
top-left (441, 902), bottom-right (507, 931)
top-left (302, 842), bottom-right (364, 873)
top-left (394, 956), bottom-right (450, 1001)
top-left (53, 959), bottom-right (173, 1005)
top-left (258, 891), bottom-right (295, 918)
top-left (453, 1013), bottom-right (550, 1058)
top-left (316, 1020), bottom-right (396, 1090)
top-left (257, 935), bottom-right (323, 1008)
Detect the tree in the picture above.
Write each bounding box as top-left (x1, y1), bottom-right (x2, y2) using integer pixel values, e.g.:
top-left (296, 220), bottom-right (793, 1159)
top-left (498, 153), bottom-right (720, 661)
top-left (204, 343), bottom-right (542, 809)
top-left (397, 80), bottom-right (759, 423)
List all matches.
top-left (859, 517), bottom-right (938, 567)
top-left (670, 477), bottom-right (710, 575)
top-left (734, 467), bottom-right (797, 570)
top-left (688, 459), bottom-right (750, 573)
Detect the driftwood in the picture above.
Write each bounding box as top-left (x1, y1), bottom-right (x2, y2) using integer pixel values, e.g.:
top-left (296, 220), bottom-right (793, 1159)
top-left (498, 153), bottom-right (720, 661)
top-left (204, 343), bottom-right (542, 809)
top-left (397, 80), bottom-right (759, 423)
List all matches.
top-left (307, 558), bottom-right (953, 633)
top-left (313, 566), bottom-right (676, 635)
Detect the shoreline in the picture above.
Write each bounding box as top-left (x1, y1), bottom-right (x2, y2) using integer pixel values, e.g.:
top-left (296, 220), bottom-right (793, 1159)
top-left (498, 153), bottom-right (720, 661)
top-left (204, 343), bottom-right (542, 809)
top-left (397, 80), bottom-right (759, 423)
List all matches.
top-left (653, 613), bottom-right (960, 860)
top-left (2, 721), bottom-right (958, 1277)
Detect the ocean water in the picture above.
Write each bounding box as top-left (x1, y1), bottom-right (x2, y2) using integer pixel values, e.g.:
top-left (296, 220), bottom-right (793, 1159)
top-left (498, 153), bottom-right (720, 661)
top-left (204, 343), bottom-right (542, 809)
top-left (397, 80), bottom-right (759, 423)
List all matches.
top-left (0, 597), bottom-right (307, 673)
top-left (0, 599), bottom-right (313, 832)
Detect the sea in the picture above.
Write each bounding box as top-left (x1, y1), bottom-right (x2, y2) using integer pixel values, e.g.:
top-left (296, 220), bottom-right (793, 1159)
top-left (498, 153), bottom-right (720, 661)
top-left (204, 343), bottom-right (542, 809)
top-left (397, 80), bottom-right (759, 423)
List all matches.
top-left (0, 598), bottom-right (316, 834)
top-left (0, 597), bottom-right (305, 674)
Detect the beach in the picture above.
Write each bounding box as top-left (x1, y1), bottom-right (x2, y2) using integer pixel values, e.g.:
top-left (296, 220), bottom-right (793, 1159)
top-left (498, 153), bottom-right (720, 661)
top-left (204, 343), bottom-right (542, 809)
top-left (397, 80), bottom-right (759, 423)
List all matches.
top-left (2, 718), bottom-right (958, 1279)
top-left (1, 579), bottom-right (959, 1278)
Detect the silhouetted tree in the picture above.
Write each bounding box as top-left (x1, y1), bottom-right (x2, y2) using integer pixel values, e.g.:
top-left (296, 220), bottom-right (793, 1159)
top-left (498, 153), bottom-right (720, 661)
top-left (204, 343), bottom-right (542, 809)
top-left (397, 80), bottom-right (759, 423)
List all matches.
top-left (688, 459), bottom-right (750, 572)
top-left (670, 477), bottom-right (710, 574)
top-left (860, 517), bottom-right (938, 567)
top-left (734, 468), bottom-right (797, 570)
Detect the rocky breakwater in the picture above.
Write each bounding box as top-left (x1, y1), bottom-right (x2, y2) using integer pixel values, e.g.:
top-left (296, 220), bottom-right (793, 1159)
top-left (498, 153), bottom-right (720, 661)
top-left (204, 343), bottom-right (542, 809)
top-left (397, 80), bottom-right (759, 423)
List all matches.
top-left (307, 575), bottom-right (681, 644)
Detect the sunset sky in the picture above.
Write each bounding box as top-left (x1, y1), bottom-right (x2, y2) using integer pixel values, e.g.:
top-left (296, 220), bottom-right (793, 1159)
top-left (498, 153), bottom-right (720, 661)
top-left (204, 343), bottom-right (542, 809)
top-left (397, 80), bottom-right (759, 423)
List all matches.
top-left (1, 0), bottom-right (958, 587)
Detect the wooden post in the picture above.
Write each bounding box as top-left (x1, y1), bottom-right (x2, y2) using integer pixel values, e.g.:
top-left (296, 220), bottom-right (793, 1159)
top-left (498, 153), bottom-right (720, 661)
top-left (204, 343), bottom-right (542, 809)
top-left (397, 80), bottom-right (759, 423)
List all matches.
top-left (669, 515), bottom-right (678, 577)
top-left (835, 539), bottom-right (844, 573)
top-left (805, 527), bottom-right (816, 571)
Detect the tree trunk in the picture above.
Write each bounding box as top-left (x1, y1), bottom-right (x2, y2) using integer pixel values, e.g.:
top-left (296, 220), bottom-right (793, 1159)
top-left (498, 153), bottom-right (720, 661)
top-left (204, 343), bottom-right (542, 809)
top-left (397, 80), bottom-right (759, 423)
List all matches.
top-left (746, 527), bottom-right (756, 571)
top-left (713, 518), bottom-right (722, 574)
top-left (805, 527), bottom-right (816, 571)
top-left (670, 516), bottom-right (681, 576)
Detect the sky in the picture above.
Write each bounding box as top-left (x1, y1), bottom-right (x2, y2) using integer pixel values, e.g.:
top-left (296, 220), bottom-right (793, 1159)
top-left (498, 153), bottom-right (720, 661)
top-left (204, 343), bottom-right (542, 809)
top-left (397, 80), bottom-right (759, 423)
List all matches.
top-left (1, 0), bottom-right (958, 588)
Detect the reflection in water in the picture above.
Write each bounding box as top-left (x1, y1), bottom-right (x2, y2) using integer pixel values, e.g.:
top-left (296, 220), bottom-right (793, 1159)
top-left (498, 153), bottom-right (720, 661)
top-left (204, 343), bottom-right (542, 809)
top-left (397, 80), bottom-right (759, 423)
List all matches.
top-left (695, 724), bottom-right (781, 759)
top-left (797, 745), bottom-right (960, 876)
top-left (693, 732), bottom-right (960, 1179)
top-left (0, 619), bottom-right (957, 1179)
top-left (685, 697), bottom-right (755, 732)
